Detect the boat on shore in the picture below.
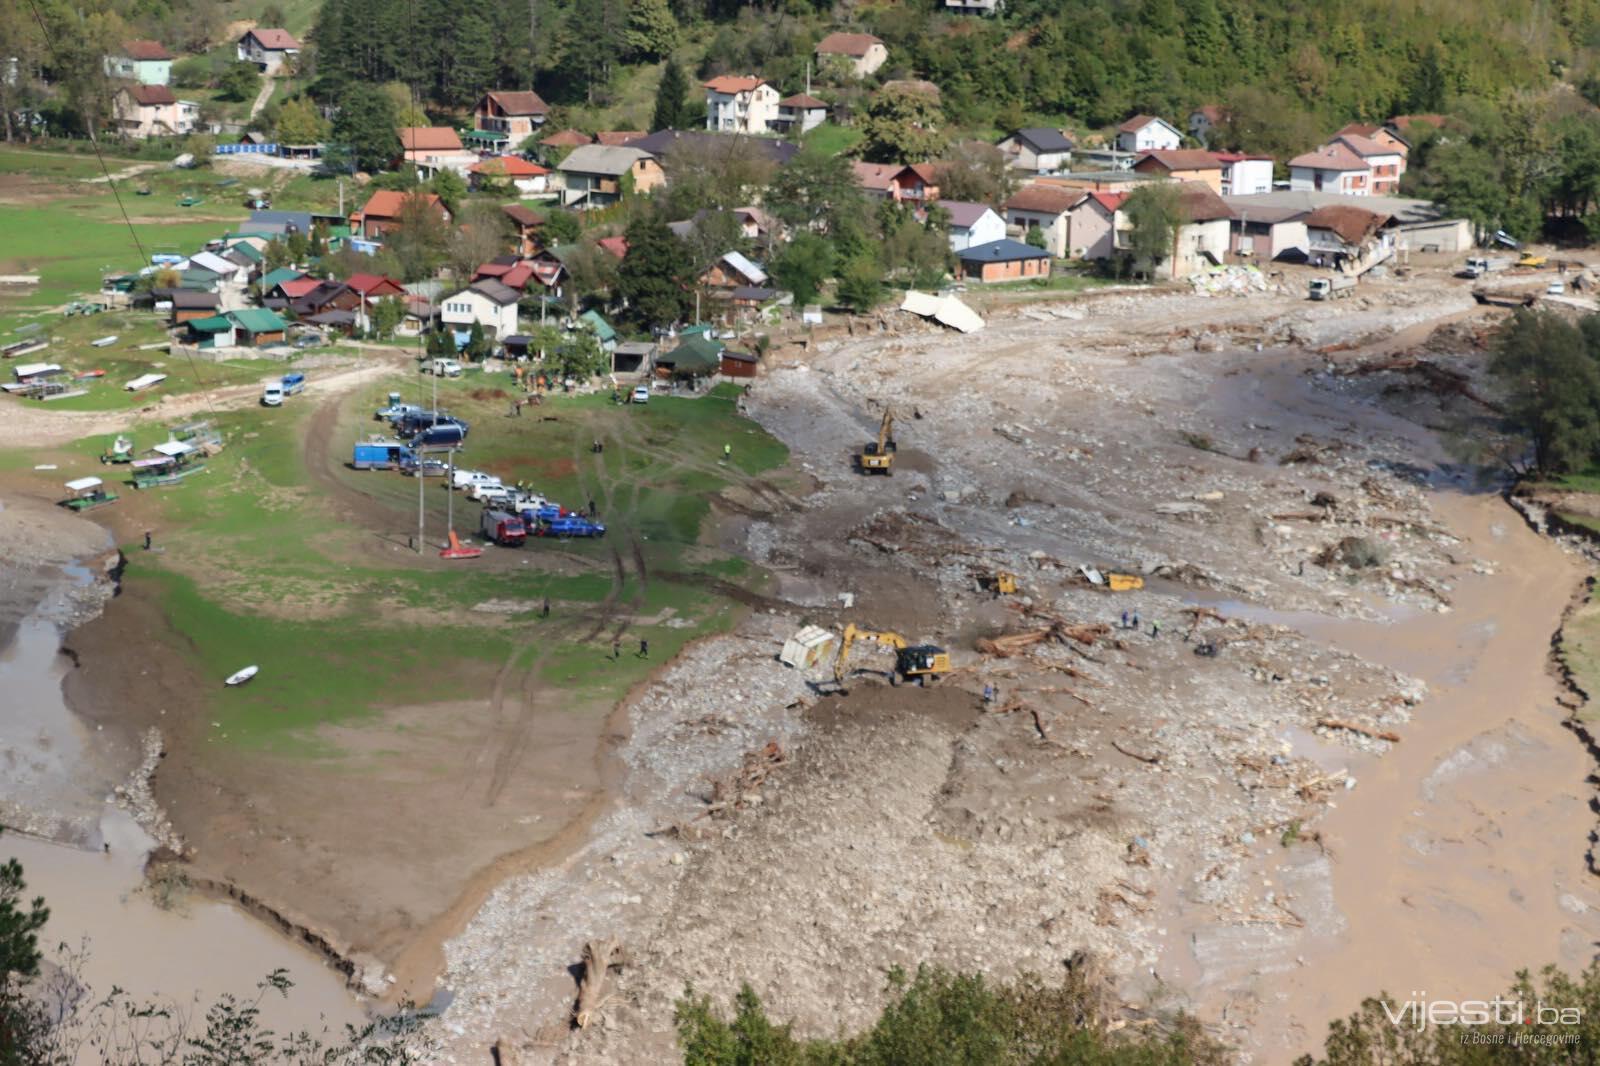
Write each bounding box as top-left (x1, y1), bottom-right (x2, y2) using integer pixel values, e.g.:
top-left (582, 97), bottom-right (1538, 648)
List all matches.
top-left (130, 440), bottom-right (206, 489)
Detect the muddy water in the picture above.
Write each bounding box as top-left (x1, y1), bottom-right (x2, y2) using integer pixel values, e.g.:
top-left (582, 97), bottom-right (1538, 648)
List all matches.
top-left (0, 584), bottom-right (364, 1043)
top-left (1170, 491), bottom-right (1600, 1061)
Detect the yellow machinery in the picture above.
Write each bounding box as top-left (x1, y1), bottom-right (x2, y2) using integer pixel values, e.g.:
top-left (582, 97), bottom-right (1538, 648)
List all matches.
top-left (857, 409), bottom-right (897, 475)
top-left (834, 623), bottom-right (951, 688)
top-left (1517, 253), bottom-right (1547, 269)
top-left (994, 571), bottom-right (1018, 594)
top-left (1107, 573), bottom-right (1143, 591)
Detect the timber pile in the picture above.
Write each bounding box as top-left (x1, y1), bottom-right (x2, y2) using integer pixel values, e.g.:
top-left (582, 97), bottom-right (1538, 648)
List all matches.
top-left (978, 608), bottom-right (1112, 658)
top-left (573, 938), bottom-right (625, 1029)
top-left (705, 741), bottom-right (788, 818)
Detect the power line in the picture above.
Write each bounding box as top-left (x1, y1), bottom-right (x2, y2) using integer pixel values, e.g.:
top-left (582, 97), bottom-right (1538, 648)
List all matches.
top-left (21, 0), bottom-right (220, 420)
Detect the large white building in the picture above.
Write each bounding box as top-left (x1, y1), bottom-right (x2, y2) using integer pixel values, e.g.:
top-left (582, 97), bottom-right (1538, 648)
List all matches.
top-left (441, 280), bottom-right (520, 340)
top-left (703, 75), bottom-right (781, 134)
top-left (1114, 115), bottom-right (1182, 154)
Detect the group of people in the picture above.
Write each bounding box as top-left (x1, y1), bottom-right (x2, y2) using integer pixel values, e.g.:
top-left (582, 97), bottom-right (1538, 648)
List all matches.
top-left (1120, 610), bottom-right (1160, 638)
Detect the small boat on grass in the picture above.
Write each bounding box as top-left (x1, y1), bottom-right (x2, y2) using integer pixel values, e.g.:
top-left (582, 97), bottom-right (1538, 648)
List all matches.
top-left (130, 440), bottom-right (206, 488)
top-left (62, 476), bottom-right (117, 511)
top-left (225, 665), bottom-right (259, 686)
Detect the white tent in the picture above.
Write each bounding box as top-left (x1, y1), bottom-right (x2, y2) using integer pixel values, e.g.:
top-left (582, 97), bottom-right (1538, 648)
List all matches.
top-left (899, 290), bottom-right (985, 334)
top-left (151, 439), bottom-right (196, 457)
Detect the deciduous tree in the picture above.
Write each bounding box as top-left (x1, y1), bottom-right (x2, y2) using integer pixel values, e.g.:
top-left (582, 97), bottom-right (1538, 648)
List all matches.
top-left (858, 87), bottom-right (947, 164)
top-left (331, 84), bottom-right (401, 172)
top-left (617, 215), bottom-right (691, 328)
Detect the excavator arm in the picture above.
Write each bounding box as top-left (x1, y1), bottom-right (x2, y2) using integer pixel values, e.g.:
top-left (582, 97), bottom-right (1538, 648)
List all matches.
top-left (834, 623), bottom-right (908, 684)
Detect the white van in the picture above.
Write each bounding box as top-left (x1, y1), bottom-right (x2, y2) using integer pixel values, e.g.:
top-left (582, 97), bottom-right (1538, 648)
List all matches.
top-left (453, 470), bottom-right (501, 492)
top-left (261, 382), bottom-right (284, 406)
top-left (424, 358), bottom-right (462, 377)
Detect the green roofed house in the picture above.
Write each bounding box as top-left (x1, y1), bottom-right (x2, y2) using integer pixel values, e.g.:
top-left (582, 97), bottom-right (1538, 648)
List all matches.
top-left (226, 307), bottom-right (287, 346)
top-left (186, 314), bottom-right (236, 349)
top-left (578, 309), bottom-right (616, 351)
top-left (258, 267), bottom-right (304, 290)
top-left (658, 333), bottom-right (723, 378)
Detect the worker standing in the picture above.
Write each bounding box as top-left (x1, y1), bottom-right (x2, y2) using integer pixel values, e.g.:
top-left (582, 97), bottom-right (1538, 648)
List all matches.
top-left (612, 639), bottom-right (621, 660)
top-left (638, 638), bottom-right (649, 659)
top-left (1131, 611), bottom-right (1140, 631)
top-left (723, 442), bottom-right (732, 462)
top-left (982, 683), bottom-right (995, 706)
top-left (1120, 610), bottom-right (1129, 629)
top-left (1150, 620), bottom-right (1161, 639)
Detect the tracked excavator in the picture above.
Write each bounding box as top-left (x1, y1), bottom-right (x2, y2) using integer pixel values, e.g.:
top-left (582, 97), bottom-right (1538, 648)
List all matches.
top-left (857, 408), bottom-right (897, 474)
top-left (832, 623), bottom-right (950, 690)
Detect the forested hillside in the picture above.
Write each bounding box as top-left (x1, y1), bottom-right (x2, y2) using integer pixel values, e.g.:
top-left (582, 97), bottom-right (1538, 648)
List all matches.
top-left (306, 0), bottom-right (1600, 136)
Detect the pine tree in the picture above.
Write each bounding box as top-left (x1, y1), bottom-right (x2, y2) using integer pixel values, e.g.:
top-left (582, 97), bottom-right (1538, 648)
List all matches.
top-left (652, 57), bottom-right (689, 131)
top-left (446, 13), bottom-right (495, 109)
top-left (331, 83), bottom-right (401, 173)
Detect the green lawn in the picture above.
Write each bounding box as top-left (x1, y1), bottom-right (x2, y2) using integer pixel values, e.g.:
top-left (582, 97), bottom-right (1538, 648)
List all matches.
top-left (0, 148), bottom-right (142, 179)
top-left (804, 123), bottom-right (863, 157)
top-left (82, 372), bottom-right (786, 751)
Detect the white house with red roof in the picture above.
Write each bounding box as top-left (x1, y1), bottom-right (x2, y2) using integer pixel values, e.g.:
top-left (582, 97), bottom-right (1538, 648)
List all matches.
top-left (1213, 153), bottom-right (1274, 196)
top-left (1326, 132), bottom-right (1405, 194)
top-left (469, 155), bottom-right (552, 195)
top-left (236, 28), bottom-right (301, 73)
top-left (1288, 143), bottom-right (1371, 195)
top-left (1114, 115), bottom-right (1182, 153)
top-left (704, 75), bottom-right (780, 134)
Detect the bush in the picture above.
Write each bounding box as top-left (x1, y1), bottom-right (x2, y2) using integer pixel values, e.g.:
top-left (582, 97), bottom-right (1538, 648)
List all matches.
top-left (171, 55), bottom-right (213, 89)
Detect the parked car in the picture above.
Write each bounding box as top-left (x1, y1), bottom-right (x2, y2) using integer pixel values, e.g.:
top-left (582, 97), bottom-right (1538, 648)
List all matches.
top-left (542, 515), bottom-right (606, 539)
top-left (293, 332), bottom-right (325, 349)
top-left (400, 457), bottom-right (449, 477)
top-left (453, 470), bottom-right (500, 492)
top-left (423, 358), bottom-right (462, 377)
top-left (377, 402), bottom-right (425, 421)
top-left (1548, 279), bottom-right (1566, 295)
top-left (631, 385), bottom-right (650, 404)
top-left (469, 483), bottom-right (513, 504)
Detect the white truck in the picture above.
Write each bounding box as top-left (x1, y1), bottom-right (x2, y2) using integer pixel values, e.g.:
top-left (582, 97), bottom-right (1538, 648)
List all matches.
top-left (1460, 256), bottom-right (1513, 279)
top-left (1308, 276), bottom-right (1356, 301)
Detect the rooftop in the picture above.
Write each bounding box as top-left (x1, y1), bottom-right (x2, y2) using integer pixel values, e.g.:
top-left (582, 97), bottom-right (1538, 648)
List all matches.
top-left (815, 31), bottom-right (884, 56)
top-left (1008, 127), bottom-right (1074, 153)
top-left (120, 39), bottom-right (172, 61)
top-left (957, 238), bottom-right (1051, 263)
top-left (935, 200), bottom-right (998, 228)
top-left (704, 75), bottom-right (769, 94)
top-left (482, 90), bottom-right (549, 116)
top-left (400, 127), bottom-right (464, 153)
top-left (1005, 183), bottom-right (1078, 214)
top-left (558, 144), bottom-right (651, 176)
top-left (1289, 143), bottom-right (1369, 172)
top-left (244, 28), bottom-right (300, 49)
top-left (1135, 148), bottom-right (1223, 170)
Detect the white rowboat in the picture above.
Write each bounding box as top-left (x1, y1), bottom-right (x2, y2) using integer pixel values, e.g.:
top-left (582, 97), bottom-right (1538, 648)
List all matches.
top-left (224, 665), bottom-right (259, 686)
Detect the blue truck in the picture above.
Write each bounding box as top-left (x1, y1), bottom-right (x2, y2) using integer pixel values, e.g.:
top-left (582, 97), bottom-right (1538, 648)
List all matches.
top-left (541, 515), bottom-right (607, 539)
top-left (352, 439), bottom-right (415, 469)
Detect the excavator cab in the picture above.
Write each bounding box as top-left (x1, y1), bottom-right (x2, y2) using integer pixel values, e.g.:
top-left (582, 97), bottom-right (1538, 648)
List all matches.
top-left (891, 645), bottom-right (950, 686)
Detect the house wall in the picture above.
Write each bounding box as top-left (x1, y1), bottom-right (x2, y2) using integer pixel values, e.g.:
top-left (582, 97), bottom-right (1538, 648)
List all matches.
top-left (959, 255), bottom-right (1050, 283)
top-left (1230, 220), bottom-right (1307, 259)
top-left (1361, 151), bottom-right (1404, 194)
top-left (1288, 165), bottom-right (1370, 195)
top-left (1392, 218), bottom-right (1472, 254)
top-left (1066, 203), bottom-right (1115, 260)
top-left (105, 56), bottom-right (171, 85)
top-left (1135, 160), bottom-right (1222, 193)
top-left (706, 85), bottom-right (780, 133)
top-left (441, 293), bottom-right (518, 337)
top-left (475, 107), bottom-right (540, 141)
top-left (113, 94), bottom-right (189, 138)
top-left (720, 355), bottom-right (758, 377)
top-left (1115, 123), bottom-right (1181, 153)
top-left (1168, 217), bottom-right (1231, 278)
top-left (999, 137), bottom-right (1069, 173)
top-left (824, 44), bottom-right (887, 77)
top-left (947, 210), bottom-right (1006, 251)
top-left (944, 0), bottom-right (1002, 13)
top-left (236, 37), bottom-right (294, 73)
top-left (1005, 208), bottom-right (1068, 257)
top-left (773, 107), bottom-right (826, 134)
top-left (1224, 159), bottom-right (1273, 196)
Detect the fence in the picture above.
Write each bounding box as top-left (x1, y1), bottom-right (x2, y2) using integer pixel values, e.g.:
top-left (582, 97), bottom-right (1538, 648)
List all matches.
top-left (215, 142), bottom-right (280, 155)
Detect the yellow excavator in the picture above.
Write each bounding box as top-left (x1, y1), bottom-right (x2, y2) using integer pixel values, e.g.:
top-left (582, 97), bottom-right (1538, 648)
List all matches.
top-left (857, 409), bottom-right (897, 475)
top-left (833, 623), bottom-right (951, 689)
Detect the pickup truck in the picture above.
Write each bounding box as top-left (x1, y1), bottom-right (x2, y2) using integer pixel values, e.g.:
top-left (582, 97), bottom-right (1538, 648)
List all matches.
top-left (541, 515), bottom-right (606, 539)
top-left (376, 401), bottom-right (425, 421)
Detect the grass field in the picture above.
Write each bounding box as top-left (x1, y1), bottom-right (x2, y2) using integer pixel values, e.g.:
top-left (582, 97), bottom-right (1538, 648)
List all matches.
top-left (81, 372), bottom-right (787, 750)
top-left (803, 123), bottom-right (863, 157)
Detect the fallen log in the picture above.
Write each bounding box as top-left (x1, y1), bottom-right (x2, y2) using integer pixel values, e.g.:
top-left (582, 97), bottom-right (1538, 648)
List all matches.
top-left (574, 938), bottom-right (625, 1029)
top-left (1111, 740), bottom-right (1161, 765)
top-left (1317, 718), bottom-right (1401, 743)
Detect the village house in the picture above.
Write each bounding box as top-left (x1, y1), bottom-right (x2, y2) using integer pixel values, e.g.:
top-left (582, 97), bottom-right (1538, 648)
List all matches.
top-left (1303, 204), bottom-right (1394, 273)
top-left (1214, 152), bottom-right (1274, 196)
top-left (703, 75), bottom-right (781, 134)
top-left (1132, 149), bottom-right (1224, 193)
top-left (1288, 144), bottom-right (1371, 195)
top-left (1223, 203), bottom-right (1308, 260)
top-left (1188, 105), bottom-right (1225, 146)
top-left (1334, 122), bottom-right (1410, 156)
top-left (345, 273), bottom-right (407, 318)
top-left (112, 84), bottom-right (197, 138)
top-left (104, 40), bottom-right (171, 85)
top-left (471, 90), bottom-right (549, 150)
top-left (227, 307), bottom-right (288, 346)
top-left (936, 200), bottom-right (1006, 251)
top-left (1326, 132), bottom-right (1405, 194)
top-left (1149, 183), bottom-right (1234, 279)
top-left (596, 131), bottom-right (647, 146)
top-left (944, 0), bottom-right (1002, 14)
top-left (263, 276), bottom-right (320, 310)
top-left (700, 251), bottom-right (768, 290)
top-left (236, 28), bottom-right (300, 73)
top-left (441, 280), bottom-right (520, 340)
top-left (772, 94), bottom-right (828, 135)
top-left (814, 32), bottom-right (888, 77)
top-left (624, 129), bottom-right (801, 174)
top-left (1065, 191), bottom-right (1126, 260)
top-left (350, 190), bottom-right (451, 240)
top-left (539, 128), bottom-right (593, 152)
top-left (469, 155), bottom-right (552, 196)
top-left (1002, 182), bottom-right (1077, 257)
top-left (399, 127), bottom-right (475, 177)
top-left (289, 280), bottom-right (361, 321)
top-left (502, 204), bottom-right (546, 255)
top-left (167, 290), bottom-right (220, 325)
top-left (956, 239), bottom-right (1051, 283)
top-left (1114, 115), bottom-right (1182, 153)
top-left (556, 144), bottom-right (664, 208)
top-left (996, 128), bottom-right (1074, 174)
top-left (852, 162), bottom-right (940, 203)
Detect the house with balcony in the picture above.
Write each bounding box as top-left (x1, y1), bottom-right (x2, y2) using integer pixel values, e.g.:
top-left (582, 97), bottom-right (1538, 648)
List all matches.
top-left (1304, 205), bottom-right (1394, 273)
top-left (398, 127), bottom-right (476, 177)
top-left (471, 90), bottom-right (549, 151)
top-left (1132, 149), bottom-right (1224, 193)
top-left (442, 280), bottom-right (520, 340)
top-left (112, 84), bottom-right (197, 138)
top-left (772, 93), bottom-right (828, 135)
top-left (1326, 132), bottom-right (1405, 195)
top-left (104, 40), bottom-right (171, 85)
top-left (350, 190), bottom-right (451, 240)
top-left (236, 28), bottom-right (300, 73)
top-left (852, 162), bottom-right (940, 203)
top-left (703, 75), bottom-right (780, 134)
top-left (945, 0), bottom-right (1002, 14)
top-left (556, 145), bottom-right (663, 208)
top-left (1288, 144), bottom-right (1371, 195)
top-left (1002, 182), bottom-right (1077, 257)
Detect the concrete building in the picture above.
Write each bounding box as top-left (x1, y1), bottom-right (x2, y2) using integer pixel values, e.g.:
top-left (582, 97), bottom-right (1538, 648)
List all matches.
top-left (1002, 183), bottom-right (1077, 257)
top-left (111, 84), bottom-right (197, 138)
top-left (1132, 149), bottom-right (1224, 193)
top-left (472, 90), bottom-right (549, 148)
top-left (236, 28), bottom-right (300, 73)
top-left (814, 32), bottom-right (888, 77)
top-left (442, 280), bottom-right (520, 339)
top-left (105, 40), bottom-right (171, 85)
top-left (772, 94), bottom-right (828, 135)
top-left (703, 75), bottom-right (781, 134)
top-left (1214, 153), bottom-right (1274, 196)
top-left (1065, 191), bottom-right (1126, 260)
top-left (956, 239), bottom-right (1051, 283)
top-left (1288, 144), bottom-right (1371, 195)
top-left (556, 144), bottom-right (664, 208)
top-left (996, 128), bottom-right (1074, 173)
top-left (936, 200), bottom-right (1006, 252)
top-left (1114, 115), bottom-right (1182, 153)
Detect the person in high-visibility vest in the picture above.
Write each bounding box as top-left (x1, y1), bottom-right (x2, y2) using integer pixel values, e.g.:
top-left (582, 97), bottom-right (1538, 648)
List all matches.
top-left (723, 443), bottom-right (732, 461)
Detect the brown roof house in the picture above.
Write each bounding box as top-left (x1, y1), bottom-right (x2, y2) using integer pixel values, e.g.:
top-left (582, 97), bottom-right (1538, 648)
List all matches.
top-left (815, 32), bottom-right (887, 77)
top-left (503, 204), bottom-right (547, 255)
top-left (1304, 205), bottom-right (1395, 273)
top-left (350, 190), bottom-right (452, 240)
top-left (1147, 183), bottom-right (1234, 280)
top-left (105, 40), bottom-right (172, 85)
top-left (1132, 149), bottom-right (1224, 194)
top-left (773, 93), bottom-right (828, 135)
top-left (1002, 182), bottom-right (1078, 257)
top-left (399, 127), bottom-right (476, 177)
top-left (704, 75), bottom-right (781, 134)
top-left (236, 28), bottom-right (300, 73)
top-left (473, 91), bottom-right (549, 148)
top-left (112, 84), bottom-right (197, 139)
top-left (556, 144), bottom-right (664, 208)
